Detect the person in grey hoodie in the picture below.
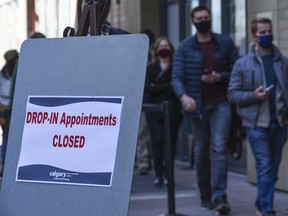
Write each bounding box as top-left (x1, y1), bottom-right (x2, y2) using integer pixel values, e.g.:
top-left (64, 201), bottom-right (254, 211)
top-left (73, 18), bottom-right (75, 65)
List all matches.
top-left (228, 17), bottom-right (288, 216)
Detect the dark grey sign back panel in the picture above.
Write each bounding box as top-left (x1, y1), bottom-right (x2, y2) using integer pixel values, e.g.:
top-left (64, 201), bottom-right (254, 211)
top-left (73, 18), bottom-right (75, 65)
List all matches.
top-left (0, 34), bottom-right (148, 216)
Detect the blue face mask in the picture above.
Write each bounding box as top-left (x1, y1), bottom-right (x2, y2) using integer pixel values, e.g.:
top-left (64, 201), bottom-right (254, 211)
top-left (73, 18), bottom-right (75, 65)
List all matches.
top-left (258, 34), bottom-right (273, 49)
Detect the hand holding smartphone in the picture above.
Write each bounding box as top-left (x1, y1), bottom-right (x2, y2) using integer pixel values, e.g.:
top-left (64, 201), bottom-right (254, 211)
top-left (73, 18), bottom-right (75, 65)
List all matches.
top-left (203, 68), bottom-right (213, 75)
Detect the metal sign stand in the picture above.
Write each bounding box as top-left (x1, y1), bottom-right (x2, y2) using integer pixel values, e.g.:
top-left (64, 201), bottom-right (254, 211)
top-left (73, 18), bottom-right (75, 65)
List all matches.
top-left (63, 0), bottom-right (111, 37)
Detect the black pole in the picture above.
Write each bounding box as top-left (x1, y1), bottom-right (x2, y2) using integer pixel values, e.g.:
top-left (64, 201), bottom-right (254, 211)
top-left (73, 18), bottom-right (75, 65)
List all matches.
top-left (159, 0), bottom-right (167, 36)
top-left (143, 102), bottom-right (186, 216)
top-left (178, 0), bottom-right (186, 41)
top-left (163, 101), bottom-right (187, 216)
top-left (163, 101), bottom-right (176, 215)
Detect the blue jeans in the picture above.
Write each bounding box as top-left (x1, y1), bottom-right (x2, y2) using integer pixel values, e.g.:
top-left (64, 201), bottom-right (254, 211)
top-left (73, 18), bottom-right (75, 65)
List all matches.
top-left (246, 123), bottom-right (287, 212)
top-left (191, 102), bottom-right (231, 202)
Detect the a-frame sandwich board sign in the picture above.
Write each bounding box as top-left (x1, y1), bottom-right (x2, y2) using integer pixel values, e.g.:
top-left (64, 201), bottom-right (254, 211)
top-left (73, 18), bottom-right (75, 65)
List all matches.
top-left (0, 34), bottom-right (148, 216)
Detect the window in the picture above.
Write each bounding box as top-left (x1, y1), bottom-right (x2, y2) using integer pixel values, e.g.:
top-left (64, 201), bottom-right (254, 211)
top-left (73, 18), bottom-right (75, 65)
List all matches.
top-left (227, 0), bottom-right (247, 56)
top-left (186, 0), bottom-right (199, 36)
top-left (211, 0), bottom-right (221, 33)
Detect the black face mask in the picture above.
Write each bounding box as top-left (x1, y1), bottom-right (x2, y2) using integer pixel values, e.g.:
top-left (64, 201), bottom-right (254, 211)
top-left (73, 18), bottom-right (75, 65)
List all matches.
top-left (194, 20), bottom-right (211, 33)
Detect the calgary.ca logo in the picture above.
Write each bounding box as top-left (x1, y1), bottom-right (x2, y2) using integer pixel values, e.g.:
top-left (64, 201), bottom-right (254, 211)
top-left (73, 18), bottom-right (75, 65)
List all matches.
top-left (49, 171), bottom-right (67, 179)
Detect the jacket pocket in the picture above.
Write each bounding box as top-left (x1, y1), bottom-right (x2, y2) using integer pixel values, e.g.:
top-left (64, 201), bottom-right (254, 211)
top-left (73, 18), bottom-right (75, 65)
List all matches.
top-left (241, 69), bottom-right (257, 90)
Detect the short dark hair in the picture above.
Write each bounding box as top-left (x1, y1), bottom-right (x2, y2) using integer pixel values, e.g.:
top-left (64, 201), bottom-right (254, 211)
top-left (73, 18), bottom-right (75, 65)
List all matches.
top-left (30, 32), bottom-right (46, 39)
top-left (250, 18), bottom-right (272, 35)
top-left (190, 5), bottom-right (211, 19)
top-left (141, 28), bottom-right (156, 46)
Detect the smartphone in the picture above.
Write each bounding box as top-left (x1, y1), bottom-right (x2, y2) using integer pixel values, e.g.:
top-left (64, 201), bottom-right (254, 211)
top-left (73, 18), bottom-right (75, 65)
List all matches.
top-left (203, 68), bottom-right (213, 75)
top-left (265, 84), bottom-right (274, 92)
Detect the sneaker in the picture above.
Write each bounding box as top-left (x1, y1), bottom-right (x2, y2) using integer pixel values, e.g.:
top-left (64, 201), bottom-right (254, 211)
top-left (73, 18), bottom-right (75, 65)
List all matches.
top-left (138, 167), bottom-right (149, 175)
top-left (163, 177), bottom-right (168, 185)
top-left (214, 196), bottom-right (231, 215)
top-left (200, 200), bottom-right (214, 210)
top-left (256, 209), bottom-right (276, 216)
top-left (153, 177), bottom-right (163, 187)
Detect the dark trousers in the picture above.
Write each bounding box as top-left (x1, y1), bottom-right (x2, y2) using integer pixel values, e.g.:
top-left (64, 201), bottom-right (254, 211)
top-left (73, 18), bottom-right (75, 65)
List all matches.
top-left (146, 110), bottom-right (182, 178)
top-left (1, 109), bottom-right (11, 166)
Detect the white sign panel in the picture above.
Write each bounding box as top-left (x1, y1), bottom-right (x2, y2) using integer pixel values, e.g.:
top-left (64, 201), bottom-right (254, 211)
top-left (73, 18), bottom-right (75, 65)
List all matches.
top-left (16, 96), bottom-right (123, 187)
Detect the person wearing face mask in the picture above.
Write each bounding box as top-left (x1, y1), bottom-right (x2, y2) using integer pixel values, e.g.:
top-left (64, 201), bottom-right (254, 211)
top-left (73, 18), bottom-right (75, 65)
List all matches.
top-left (145, 36), bottom-right (182, 187)
top-left (228, 18), bottom-right (288, 216)
top-left (172, 5), bottom-right (238, 215)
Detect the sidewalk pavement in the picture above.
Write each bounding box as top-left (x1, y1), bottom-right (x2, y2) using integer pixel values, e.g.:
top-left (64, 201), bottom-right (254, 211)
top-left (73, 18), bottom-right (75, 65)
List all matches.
top-left (129, 162), bottom-right (288, 216)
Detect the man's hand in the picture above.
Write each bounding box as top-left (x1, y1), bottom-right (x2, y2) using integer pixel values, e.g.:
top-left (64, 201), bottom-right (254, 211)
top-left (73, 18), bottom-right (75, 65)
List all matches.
top-left (201, 71), bottom-right (220, 84)
top-left (180, 94), bottom-right (197, 113)
top-left (254, 85), bottom-right (269, 100)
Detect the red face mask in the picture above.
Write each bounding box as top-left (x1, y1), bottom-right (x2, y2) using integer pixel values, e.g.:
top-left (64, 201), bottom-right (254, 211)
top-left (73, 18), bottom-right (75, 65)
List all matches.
top-left (157, 48), bottom-right (171, 58)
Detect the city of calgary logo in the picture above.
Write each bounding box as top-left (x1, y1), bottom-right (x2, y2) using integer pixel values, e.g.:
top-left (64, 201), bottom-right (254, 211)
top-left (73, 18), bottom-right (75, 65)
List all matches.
top-left (49, 171), bottom-right (67, 179)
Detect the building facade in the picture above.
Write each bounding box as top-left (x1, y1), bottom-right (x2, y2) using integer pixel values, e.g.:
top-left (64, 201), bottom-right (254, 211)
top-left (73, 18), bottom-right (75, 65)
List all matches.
top-left (0, 0), bottom-right (77, 66)
top-left (108, 0), bottom-right (288, 191)
top-left (109, 0), bottom-right (288, 56)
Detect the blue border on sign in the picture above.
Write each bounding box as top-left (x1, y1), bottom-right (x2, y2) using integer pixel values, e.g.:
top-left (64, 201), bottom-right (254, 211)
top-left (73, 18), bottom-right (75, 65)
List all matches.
top-left (18, 165), bottom-right (111, 186)
top-left (29, 97), bottom-right (122, 107)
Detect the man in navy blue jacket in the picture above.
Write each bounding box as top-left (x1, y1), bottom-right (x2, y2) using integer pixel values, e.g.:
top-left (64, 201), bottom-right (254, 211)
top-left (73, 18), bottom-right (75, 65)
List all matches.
top-left (172, 5), bottom-right (238, 215)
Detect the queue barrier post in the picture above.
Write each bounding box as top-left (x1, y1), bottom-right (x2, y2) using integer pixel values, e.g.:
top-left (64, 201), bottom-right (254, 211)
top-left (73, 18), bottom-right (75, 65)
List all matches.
top-left (142, 102), bottom-right (186, 216)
